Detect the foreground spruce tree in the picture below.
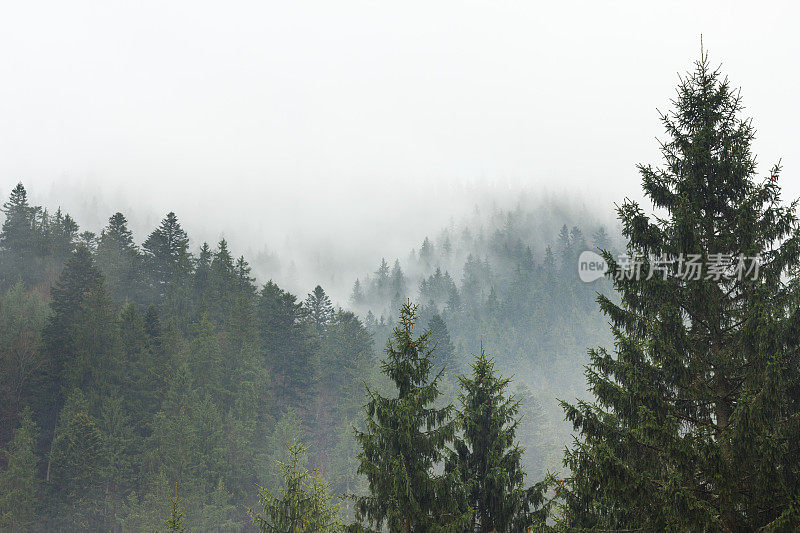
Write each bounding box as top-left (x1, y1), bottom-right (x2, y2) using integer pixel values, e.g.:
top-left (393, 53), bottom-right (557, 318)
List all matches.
top-left (249, 420), bottom-right (342, 533)
top-left (557, 52), bottom-right (800, 530)
top-left (447, 345), bottom-right (548, 532)
top-left (159, 485), bottom-right (190, 533)
top-left (351, 301), bottom-right (469, 532)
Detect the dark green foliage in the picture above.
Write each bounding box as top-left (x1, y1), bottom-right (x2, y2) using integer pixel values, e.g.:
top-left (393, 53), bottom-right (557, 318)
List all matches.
top-left (96, 212), bottom-right (143, 304)
top-left (0, 179), bottom-right (618, 531)
top-left (48, 389), bottom-right (112, 530)
top-left (0, 407), bottom-right (39, 530)
top-left (305, 284), bottom-right (335, 334)
top-left (427, 314), bottom-right (456, 375)
top-left (143, 212), bottom-right (192, 303)
top-left (0, 282), bottom-right (48, 447)
top-left (351, 302), bottom-right (469, 532)
top-left (0, 183), bottom-right (387, 530)
top-left (557, 54), bottom-right (800, 530)
top-left (355, 207), bottom-right (616, 485)
top-left (447, 346), bottom-right (549, 532)
top-left (258, 281), bottom-right (319, 413)
top-left (44, 245), bottom-right (104, 360)
top-left (0, 184), bottom-right (83, 289)
top-left (0, 183), bottom-right (38, 287)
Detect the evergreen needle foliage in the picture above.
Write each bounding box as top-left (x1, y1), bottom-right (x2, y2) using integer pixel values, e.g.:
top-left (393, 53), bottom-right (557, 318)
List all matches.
top-left (351, 301), bottom-right (470, 532)
top-left (447, 344), bottom-right (550, 532)
top-left (557, 52), bottom-right (800, 531)
top-left (249, 420), bottom-right (343, 532)
top-left (160, 485), bottom-right (190, 533)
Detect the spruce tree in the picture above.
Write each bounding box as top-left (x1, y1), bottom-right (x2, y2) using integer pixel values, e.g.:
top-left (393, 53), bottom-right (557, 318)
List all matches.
top-left (374, 258), bottom-right (390, 299)
top-left (447, 345), bottom-right (548, 532)
top-left (390, 260), bottom-right (407, 308)
top-left (350, 279), bottom-right (365, 307)
top-left (48, 389), bottom-right (112, 530)
top-left (160, 485), bottom-right (190, 533)
top-left (557, 53), bottom-right (800, 530)
top-left (257, 282), bottom-right (317, 413)
top-left (143, 212), bottom-right (192, 302)
top-left (427, 314), bottom-right (456, 375)
top-left (0, 183), bottom-right (39, 287)
top-left (250, 421), bottom-right (342, 533)
top-left (305, 285), bottom-right (334, 334)
top-left (351, 301), bottom-right (468, 532)
top-left (0, 407), bottom-right (40, 530)
top-left (40, 245), bottom-right (105, 444)
top-left (96, 212), bottom-right (142, 304)
top-left (0, 281), bottom-right (47, 445)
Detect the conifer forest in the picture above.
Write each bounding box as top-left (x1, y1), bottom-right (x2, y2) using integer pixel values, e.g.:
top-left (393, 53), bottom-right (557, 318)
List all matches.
top-left (1, 3), bottom-right (799, 532)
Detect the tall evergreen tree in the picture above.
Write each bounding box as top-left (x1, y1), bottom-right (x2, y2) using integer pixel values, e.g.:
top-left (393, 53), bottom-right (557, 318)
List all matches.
top-left (143, 212), bottom-right (192, 302)
top-left (351, 302), bottom-right (468, 532)
top-left (305, 285), bottom-right (334, 335)
top-left (48, 389), bottom-right (112, 530)
top-left (96, 212), bottom-right (142, 304)
top-left (557, 53), bottom-right (800, 530)
top-left (40, 245), bottom-right (105, 442)
top-left (250, 421), bottom-right (342, 533)
top-left (0, 282), bottom-right (48, 445)
top-left (447, 345), bottom-right (548, 532)
top-left (0, 407), bottom-right (39, 530)
top-left (427, 314), bottom-right (456, 375)
top-left (350, 279), bottom-right (365, 307)
top-left (390, 260), bottom-right (407, 307)
top-left (0, 183), bottom-right (38, 287)
top-left (257, 282), bottom-right (317, 413)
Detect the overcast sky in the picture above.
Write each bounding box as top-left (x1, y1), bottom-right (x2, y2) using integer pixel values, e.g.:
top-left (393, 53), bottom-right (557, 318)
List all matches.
top-left (1, 1), bottom-right (798, 298)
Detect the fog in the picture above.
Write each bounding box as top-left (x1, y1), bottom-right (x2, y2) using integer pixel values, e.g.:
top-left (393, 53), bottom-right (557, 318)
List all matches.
top-left (2, 0), bottom-right (799, 301)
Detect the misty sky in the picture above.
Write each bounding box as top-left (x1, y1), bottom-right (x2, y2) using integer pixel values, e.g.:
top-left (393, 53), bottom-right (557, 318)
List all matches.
top-left (1, 1), bottom-right (798, 300)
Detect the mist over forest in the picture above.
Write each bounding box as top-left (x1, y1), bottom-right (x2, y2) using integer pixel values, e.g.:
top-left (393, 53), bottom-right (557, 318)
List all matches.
top-left (2, 2), bottom-right (800, 532)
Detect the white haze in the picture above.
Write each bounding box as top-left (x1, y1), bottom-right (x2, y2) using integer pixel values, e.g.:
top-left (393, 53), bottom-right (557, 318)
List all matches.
top-left (1, 1), bottom-right (799, 303)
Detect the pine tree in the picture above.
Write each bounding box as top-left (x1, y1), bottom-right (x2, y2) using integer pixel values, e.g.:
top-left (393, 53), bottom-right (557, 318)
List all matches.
top-left (557, 53), bottom-right (800, 530)
top-left (0, 183), bottom-right (38, 287)
top-left (0, 407), bottom-right (40, 530)
top-left (257, 282), bottom-right (317, 413)
top-left (192, 242), bottom-right (213, 310)
top-left (96, 212), bottom-right (142, 304)
top-left (250, 421), bottom-right (342, 533)
top-left (557, 224), bottom-right (571, 273)
top-left (40, 245), bottom-right (105, 444)
top-left (373, 259), bottom-right (390, 300)
top-left (350, 279), bottom-right (365, 307)
top-left (320, 310), bottom-right (375, 418)
top-left (0, 281), bottom-right (48, 446)
top-left (48, 389), bottom-right (112, 530)
top-left (143, 212), bottom-right (192, 301)
top-left (351, 301), bottom-right (468, 532)
top-left (447, 345), bottom-right (548, 532)
top-left (427, 314), bottom-right (456, 375)
top-left (160, 484), bottom-right (190, 533)
top-left (592, 226), bottom-right (610, 252)
top-left (305, 285), bottom-right (334, 335)
top-left (390, 260), bottom-right (407, 307)
top-left (45, 208), bottom-right (79, 263)
top-left (419, 237), bottom-right (435, 268)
